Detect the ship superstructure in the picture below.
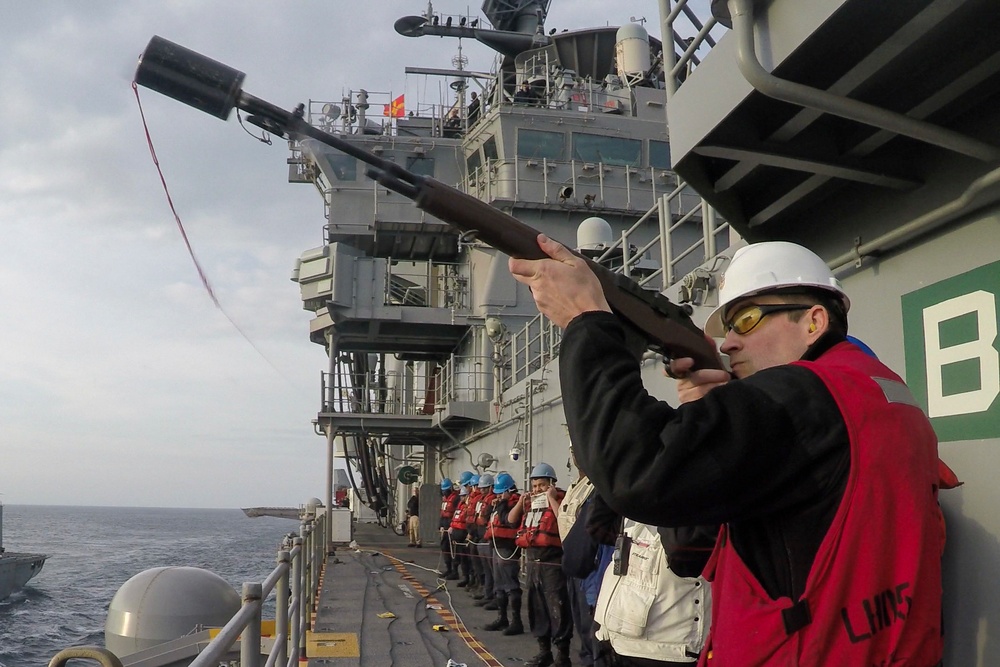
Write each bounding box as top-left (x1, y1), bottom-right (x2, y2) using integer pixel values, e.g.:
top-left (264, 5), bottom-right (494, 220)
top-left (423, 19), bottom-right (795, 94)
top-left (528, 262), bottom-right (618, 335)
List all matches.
top-left (289, 0), bottom-right (727, 546)
top-left (290, 2), bottom-right (1000, 663)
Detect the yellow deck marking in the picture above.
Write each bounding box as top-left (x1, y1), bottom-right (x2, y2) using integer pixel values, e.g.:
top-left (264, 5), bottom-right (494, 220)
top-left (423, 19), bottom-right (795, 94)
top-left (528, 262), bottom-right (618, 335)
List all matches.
top-left (207, 619), bottom-right (276, 639)
top-left (306, 631), bottom-right (361, 658)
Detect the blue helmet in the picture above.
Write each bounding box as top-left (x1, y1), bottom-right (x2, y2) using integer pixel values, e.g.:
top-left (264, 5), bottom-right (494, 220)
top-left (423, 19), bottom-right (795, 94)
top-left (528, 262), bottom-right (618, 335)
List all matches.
top-left (469, 474), bottom-right (480, 486)
top-left (493, 472), bottom-right (516, 494)
top-left (478, 473), bottom-right (495, 489)
top-left (529, 462), bottom-right (557, 482)
top-left (458, 471), bottom-right (474, 486)
top-left (440, 478), bottom-right (453, 491)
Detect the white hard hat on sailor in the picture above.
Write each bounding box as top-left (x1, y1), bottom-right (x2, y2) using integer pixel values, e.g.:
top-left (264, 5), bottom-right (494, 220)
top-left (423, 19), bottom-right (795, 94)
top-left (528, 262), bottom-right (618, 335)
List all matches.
top-left (705, 241), bottom-right (850, 338)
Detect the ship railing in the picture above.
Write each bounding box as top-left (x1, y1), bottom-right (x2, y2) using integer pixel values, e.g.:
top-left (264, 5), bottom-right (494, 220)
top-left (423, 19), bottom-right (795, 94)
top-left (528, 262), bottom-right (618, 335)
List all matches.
top-left (468, 156), bottom-right (702, 218)
top-left (186, 517), bottom-right (326, 667)
top-left (385, 259), bottom-right (469, 309)
top-left (663, 0), bottom-right (725, 96)
top-left (304, 94), bottom-right (402, 137)
top-left (499, 313), bottom-right (561, 389)
top-left (304, 95), bottom-right (482, 141)
top-left (49, 521), bottom-right (327, 667)
top-left (323, 365), bottom-right (431, 417)
top-left (436, 353), bottom-right (495, 405)
top-left (492, 64), bottom-right (630, 115)
top-left (490, 186), bottom-right (726, 391)
top-left (595, 182), bottom-right (730, 291)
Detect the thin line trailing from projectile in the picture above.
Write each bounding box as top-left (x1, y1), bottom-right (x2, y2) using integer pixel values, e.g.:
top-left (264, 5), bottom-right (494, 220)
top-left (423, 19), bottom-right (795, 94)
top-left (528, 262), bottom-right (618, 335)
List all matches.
top-left (132, 81), bottom-right (294, 386)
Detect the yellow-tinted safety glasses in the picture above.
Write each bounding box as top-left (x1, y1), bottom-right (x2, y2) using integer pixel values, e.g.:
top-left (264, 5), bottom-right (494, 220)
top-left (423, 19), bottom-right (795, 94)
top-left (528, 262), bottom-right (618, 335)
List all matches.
top-left (723, 303), bottom-right (811, 335)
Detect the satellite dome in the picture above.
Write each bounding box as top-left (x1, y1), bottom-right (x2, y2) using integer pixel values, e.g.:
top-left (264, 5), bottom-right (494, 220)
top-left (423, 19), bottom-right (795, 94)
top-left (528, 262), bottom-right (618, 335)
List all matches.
top-left (306, 497), bottom-right (324, 511)
top-left (576, 216), bottom-right (613, 252)
top-left (615, 24), bottom-right (651, 79)
top-left (105, 567), bottom-right (240, 656)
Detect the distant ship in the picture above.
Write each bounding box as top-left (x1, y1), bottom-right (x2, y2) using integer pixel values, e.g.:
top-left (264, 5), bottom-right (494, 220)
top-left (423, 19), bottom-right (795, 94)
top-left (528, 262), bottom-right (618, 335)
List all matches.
top-left (0, 503), bottom-right (47, 600)
top-left (241, 470), bottom-right (351, 519)
top-left (240, 506), bottom-right (301, 519)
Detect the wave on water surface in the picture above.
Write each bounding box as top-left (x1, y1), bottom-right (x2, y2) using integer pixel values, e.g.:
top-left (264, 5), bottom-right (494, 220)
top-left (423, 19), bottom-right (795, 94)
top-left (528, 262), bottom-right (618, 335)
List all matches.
top-left (0, 505), bottom-right (295, 666)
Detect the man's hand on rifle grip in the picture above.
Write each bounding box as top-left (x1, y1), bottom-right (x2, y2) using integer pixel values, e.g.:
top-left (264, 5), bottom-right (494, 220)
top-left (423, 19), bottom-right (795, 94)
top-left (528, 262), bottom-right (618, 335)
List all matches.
top-left (508, 234), bottom-right (611, 329)
top-left (667, 346), bottom-right (732, 404)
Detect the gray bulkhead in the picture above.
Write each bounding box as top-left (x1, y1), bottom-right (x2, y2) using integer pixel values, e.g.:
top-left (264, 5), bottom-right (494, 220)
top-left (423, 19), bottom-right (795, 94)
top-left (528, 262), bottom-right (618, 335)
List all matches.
top-left (665, 0), bottom-right (1000, 663)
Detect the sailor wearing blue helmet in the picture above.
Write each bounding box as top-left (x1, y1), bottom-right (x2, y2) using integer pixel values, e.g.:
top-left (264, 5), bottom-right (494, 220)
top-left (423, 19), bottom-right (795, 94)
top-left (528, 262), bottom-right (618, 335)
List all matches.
top-left (439, 478), bottom-right (461, 579)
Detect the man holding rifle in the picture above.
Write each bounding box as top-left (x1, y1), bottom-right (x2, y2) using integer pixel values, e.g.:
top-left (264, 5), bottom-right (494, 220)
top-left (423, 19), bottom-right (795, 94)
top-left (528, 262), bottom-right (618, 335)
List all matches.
top-left (509, 236), bottom-right (946, 666)
top-left (131, 37), bottom-right (947, 663)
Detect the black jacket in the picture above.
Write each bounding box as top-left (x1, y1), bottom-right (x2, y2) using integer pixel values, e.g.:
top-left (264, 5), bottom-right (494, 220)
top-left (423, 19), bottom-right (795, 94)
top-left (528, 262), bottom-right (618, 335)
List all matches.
top-left (560, 311), bottom-right (849, 601)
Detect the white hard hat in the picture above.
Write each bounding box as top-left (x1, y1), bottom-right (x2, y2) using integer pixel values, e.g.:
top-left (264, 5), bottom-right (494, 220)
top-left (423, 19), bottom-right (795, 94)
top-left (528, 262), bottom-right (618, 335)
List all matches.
top-left (705, 242), bottom-right (850, 337)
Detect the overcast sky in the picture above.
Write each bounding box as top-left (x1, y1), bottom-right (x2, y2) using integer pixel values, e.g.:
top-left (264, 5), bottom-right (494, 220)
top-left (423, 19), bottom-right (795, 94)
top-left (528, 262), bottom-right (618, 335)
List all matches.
top-left (0, 1), bottom-right (703, 509)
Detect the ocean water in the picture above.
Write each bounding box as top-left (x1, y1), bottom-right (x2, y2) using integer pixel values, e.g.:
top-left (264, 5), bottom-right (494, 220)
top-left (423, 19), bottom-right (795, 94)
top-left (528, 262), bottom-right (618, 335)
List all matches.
top-left (0, 505), bottom-right (297, 667)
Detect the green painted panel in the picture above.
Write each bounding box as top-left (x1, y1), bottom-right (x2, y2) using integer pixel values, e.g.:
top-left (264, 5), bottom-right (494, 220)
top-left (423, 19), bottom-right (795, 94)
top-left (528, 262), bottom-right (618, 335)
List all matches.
top-left (901, 260), bottom-right (1000, 441)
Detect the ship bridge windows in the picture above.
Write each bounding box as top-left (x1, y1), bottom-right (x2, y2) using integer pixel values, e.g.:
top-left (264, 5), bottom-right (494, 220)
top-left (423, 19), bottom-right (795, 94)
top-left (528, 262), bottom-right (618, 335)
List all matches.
top-left (650, 140), bottom-right (671, 170)
top-left (467, 136), bottom-right (498, 187)
top-left (466, 149), bottom-right (482, 182)
top-left (572, 133), bottom-right (641, 167)
top-left (406, 156), bottom-right (435, 177)
top-left (483, 136), bottom-right (498, 162)
top-left (516, 129), bottom-right (565, 161)
top-left (326, 153), bottom-right (357, 181)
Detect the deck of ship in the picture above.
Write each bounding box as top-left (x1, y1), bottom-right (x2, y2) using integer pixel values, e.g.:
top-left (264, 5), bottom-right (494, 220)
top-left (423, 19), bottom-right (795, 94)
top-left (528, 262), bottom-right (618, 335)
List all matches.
top-left (307, 521), bottom-right (588, 667)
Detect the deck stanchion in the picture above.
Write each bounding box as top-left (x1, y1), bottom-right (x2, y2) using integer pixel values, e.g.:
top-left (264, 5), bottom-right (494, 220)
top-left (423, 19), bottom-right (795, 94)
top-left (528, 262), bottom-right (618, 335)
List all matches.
top-left (275, 550), bottom-right (291, 666)
top-left (291, 536), bottom-right (304, 662)
top-left (303, 520), bottom-right (314, 630)
top-left (240, 583), bottom-right (262, 667)
top-left (311, 521), bottom-right (322, 598)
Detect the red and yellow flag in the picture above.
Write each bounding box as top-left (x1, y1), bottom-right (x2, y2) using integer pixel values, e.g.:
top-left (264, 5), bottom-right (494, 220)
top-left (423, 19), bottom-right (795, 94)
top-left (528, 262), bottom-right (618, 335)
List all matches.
top-left (383, 94), bottom-right (405, 118)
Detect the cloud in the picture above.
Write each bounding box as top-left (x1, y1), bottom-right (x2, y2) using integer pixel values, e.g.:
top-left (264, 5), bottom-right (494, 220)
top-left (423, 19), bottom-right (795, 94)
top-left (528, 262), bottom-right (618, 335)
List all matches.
top-left (0, 0), bottom-right (670, 508)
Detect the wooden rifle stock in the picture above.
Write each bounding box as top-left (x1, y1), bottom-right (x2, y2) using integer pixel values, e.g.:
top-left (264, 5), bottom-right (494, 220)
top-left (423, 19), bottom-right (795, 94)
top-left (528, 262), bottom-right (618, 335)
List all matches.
top-left (407, 178), bottom-right (722, 371)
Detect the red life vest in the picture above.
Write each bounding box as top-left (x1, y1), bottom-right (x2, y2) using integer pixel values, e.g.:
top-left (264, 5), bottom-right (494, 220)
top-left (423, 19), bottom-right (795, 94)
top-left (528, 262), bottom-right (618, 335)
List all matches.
top-left (440, 490), bottom-right (459, 520)
top-left (486, 493), bottom-right (520, 541)
top-left (450, 497), bottom-right (469, 530)
top-left (476, 491), bottom-right (497, 527)
top-left (463, 489), bottom-right (482, 526)
top-left (700, 342), bottom-right (944, 667)
top-left (516, 488), bottom-right (565, 549)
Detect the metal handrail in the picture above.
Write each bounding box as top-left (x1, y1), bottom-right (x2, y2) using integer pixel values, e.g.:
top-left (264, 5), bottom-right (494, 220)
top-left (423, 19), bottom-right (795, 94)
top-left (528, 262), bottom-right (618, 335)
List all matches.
top-left (47, 522), bottom-right (325, 667)
top-left (185, 520), bottom-right (322, 667)
top-left (437, 353), bottom-right (494, 404)
top-left (47, 647), bottom-right (124, 667)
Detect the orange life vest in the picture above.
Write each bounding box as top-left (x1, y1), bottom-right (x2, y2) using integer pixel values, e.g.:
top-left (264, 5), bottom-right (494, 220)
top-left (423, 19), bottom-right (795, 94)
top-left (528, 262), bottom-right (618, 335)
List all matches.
top-left (450, 497), bottom-right (469, 530)
top-left (463, 489), bottom-right (482, 525)
top-left (439, 490), bottom-right (460, 527)
top-left (475, 491), bottom-right (497, 527)
top-left (700, 343), bottom-right (944, 666)
top-left (485, 493), bottom-right (520, 541)
top-left (516, 488), bottom-right (564, 549)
